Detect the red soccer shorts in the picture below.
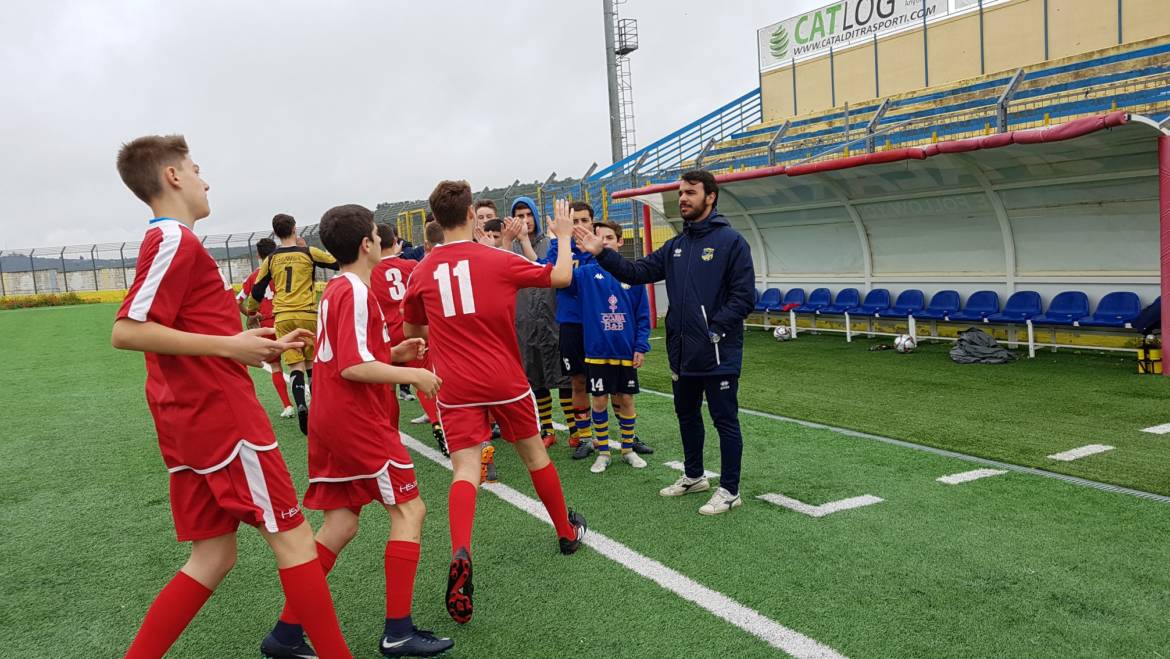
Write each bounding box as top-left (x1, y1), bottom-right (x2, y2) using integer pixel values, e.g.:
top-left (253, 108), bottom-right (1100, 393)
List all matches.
top-left (168, 444), bottom-right (304, 542)
top-left (303, 460), bottom-right (420, 515)
top-left (438, 391), bottom-right (541, 454)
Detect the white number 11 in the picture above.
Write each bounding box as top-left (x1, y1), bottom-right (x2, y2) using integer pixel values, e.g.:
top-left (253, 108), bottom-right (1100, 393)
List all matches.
top-left (434, 260), bottom-right (476, 317)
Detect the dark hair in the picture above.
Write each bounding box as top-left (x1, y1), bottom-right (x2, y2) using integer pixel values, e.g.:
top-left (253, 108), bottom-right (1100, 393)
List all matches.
top-left (319, 204), bottom-right (374, 265)
top-left (569, 201), bottom-right (595, 219)
top-left (483, 219), bottom-right (503, 233)
top-left (511, 201), bottom-right (532, 215)
top-left (592, 220), bottom-right (623, 242)
top-left (255, 238), bottom-right (276, 259)
top-left (428, 180), bottom-right (473, 230)
top-left (425, 212), bottom-right (436, 224)
top-left (680, 170), bottom-right (718, 204)
top-left (474, 199), bottom-right (498, 213)
top-left (272, 213), bottom-right (296, 239)
top-left (376, 223), bottom-right (397, 250)
top-left (116, 134), bottom-right (189, 204)
top-left (424, 220), bottom-right (444, 246)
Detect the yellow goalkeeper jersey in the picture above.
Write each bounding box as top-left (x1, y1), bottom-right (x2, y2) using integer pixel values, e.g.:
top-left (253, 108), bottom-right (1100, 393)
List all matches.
top-left (252, 245), bottom-right (338, 318)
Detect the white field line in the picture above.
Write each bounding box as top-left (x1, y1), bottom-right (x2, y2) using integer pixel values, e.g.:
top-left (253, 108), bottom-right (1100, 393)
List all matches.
top-left (936, 469), bottom-right (1008, 485)
top-left (1047, 444), bottom-right (1115, 462)
top-left (400, 434), bottom-right (847, 659)
top-left (663, 460), bottom-right (721, 479)
top-left (1141, 423), bottom-right (1170, 435)
top-left (757, 493), bottom-right (884, 518)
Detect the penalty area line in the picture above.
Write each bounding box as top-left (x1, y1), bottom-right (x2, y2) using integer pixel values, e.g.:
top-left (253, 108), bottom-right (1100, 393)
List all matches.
top-left (400, 433), bottom-right (847, 659)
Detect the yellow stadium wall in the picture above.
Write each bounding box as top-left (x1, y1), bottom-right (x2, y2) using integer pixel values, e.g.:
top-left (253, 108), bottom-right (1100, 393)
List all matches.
top-left (760, 0), bottom-right (1170, 123)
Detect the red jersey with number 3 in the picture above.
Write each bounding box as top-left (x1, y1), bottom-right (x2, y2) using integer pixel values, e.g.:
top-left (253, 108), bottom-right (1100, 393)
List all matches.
top-left (371, 255), bottom-right (418, 345)
top-left (402, 240), bottom-right (552, 406)
top-left (116, 219), bottom-right (276, 474)
top-left (309, 272), bottom-right (410, 479)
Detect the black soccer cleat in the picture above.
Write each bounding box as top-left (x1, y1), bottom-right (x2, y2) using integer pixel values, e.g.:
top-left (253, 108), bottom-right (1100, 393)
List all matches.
top-left (490, 423), bottom-right (501, 440)
top-left (558, 509), bottom-right (587, 555)
top-left (445, 547), bottom-right (474, 624)
top-left (433, 426), bottom-right (449, 458)
top-left (571, 440), bottom-right (595, 460)
top-left (379, 627), bottom-right (454, 657)
top-left (632, 437), bottom-right (654, 455)
top-left (296, 403), bottom-right (309, 436)
top-left (261, 632), bottom-right (317, 659)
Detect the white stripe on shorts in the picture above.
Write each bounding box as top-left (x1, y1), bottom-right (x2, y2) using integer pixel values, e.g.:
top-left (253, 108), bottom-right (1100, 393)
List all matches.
top-left (376, 470), bottom-right (397, 506)
top-left (239, 445), bottom-right (278, 533)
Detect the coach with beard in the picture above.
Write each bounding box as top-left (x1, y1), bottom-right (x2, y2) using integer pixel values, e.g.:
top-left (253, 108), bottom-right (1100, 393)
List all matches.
top-left (573, 170), bottom-right (755, 515)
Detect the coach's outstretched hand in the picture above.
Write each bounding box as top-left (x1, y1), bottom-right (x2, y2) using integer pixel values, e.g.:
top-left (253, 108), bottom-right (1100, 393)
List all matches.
top-left (573, 224), bottom-right (603, 255)
top-left (226, 327), bottom-right (306, 367)
top-left (551, 199), bottom-right (574, 240)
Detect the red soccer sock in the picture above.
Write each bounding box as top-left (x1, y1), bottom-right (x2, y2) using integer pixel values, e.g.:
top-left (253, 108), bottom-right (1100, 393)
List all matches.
top-left (416, 390), bottom-right (439, 424)
top-left (448, 480), bottom-right (478, 556)
top-left (385, 540), bottom-right (421, 619)
top-left (278, 559), bottom-right (352, 659)
top-left (124, 571), bottom-right (213, 659)
top-left (271, 369), bottom-right (293, 408)
top-left (528, 462), bottom-right (574, 540)
top-left (279, 542), bottom-right (338, 625)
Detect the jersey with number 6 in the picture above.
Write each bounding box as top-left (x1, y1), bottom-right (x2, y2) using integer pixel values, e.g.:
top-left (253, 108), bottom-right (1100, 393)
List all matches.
top-left (402, 239), bottom-right (552, 406)
top-left (371, 255), bottom-right (418, 345)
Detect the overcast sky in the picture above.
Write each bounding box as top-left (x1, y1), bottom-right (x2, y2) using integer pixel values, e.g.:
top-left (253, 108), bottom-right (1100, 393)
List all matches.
top-left (0, 0), bottom-right (821, 250)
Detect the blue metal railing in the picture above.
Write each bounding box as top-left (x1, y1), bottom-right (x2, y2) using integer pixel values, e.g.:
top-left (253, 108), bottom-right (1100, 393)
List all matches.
top-left (588, 88), bottom-right (763, 181)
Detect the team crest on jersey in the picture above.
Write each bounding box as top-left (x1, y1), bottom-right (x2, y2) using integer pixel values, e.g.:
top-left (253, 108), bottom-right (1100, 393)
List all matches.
top-left (601, 294), bottom-right (626, 331)
top-left (673, 248), bottom-right (682, 257)
top-left (701, 247), bottom-right (715, 262)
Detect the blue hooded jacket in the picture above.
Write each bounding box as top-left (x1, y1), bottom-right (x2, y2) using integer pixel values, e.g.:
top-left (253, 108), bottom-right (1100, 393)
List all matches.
top-left (546, 238), bottom-right (593, 324)
top-left (568, 262), bottom-right (650, 363)
top-left (594, 210), bottom-right (755, 376)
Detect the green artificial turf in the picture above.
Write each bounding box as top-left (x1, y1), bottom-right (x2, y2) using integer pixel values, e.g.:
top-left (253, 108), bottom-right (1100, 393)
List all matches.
top-left (637, 327), bottom-right (1170, 496)
top-left (5, 303), bottom-right (1170, 658)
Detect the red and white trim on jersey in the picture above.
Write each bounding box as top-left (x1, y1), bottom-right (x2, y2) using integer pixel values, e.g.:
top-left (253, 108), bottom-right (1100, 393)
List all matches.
top-left (307, 458), bottom-right (416, 483)
top-left (238, 444), bottom-right (280, 533)
top-left (126, 220), bottom-right (184, 322)
top-left (166, 440), bottom-right (280, 475)
top-left (343, 272), bottom-right (377, 363)
top-left (434, 388), bottom-right (535, 409)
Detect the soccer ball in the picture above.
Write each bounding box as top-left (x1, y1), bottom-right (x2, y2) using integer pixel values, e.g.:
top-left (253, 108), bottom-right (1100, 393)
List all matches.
top-left (894, 334), bottom-right (917, 353)
top-left (773, 326), bottom-right (792, 342)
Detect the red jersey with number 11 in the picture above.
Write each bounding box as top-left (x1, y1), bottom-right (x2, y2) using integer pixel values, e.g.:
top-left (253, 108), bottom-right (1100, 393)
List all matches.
top-left (402, 240), bottom-right (552, 406)
top-left (371, 255), bottom-right (418, 345)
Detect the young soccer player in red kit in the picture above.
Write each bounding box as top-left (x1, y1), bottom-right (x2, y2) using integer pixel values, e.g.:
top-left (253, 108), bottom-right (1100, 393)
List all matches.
top-left (110, 135), bottom-right (351, 659)
top-left (402, 181), bottom-right (587, 625)
top-left (371, 223), bottom-right (448, 457)
top-left (259, 205), bottom-right (453, 658)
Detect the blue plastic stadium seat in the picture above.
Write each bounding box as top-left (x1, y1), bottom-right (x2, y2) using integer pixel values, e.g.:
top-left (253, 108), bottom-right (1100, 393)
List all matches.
top-left (1078, 292), bottom-right (1142, 328)
top-left (987, 291), bottom-right (1043, 323)
top-left (819, 288), bottom-right (861, 314)
top-left (1031, 291), bottom-right (1090, 325)
top-left (880, 289), bottom-right (926, 318)
top-left (849, 289), bottom-right (892, 316)
top-left (754, 288), bottom-right (782, 313)
top-left (780, 288), bottom-right (806, 311)
top-left (948, 290), bottom-right (1000, 322)
top-left (794, 288), bottom-right (832, 314)
top-left (913, 290), bottom-right (962, 320)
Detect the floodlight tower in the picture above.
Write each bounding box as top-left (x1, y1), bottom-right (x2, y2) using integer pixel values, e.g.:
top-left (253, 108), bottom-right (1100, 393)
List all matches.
top-left (602, 0), bottom-right (639, 164)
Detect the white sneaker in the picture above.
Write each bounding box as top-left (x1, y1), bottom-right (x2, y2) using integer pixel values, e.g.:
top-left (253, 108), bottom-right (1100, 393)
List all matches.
top-left (698, 487), bottom-right (742, 516)
top-left (410, 413), bottom-right (429, 425)
top-left (397, 388), bottom-right (416, 402)
top-left (590, 453), bottom-right (612, 474)
top-left (620, 452), bottom-right (647, 469)
top-left (659, 475), bottom-right (711, 497)
top-left (552, 421), bottom-right (569, 431)
top-left (280, 406), bottom-right (295, 418)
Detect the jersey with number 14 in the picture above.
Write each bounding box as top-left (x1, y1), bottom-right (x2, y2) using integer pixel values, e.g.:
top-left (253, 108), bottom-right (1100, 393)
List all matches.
top-left (402, 240), bottom-right (552, 406)
top-left (371, 255), bottom-right (418, 345)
